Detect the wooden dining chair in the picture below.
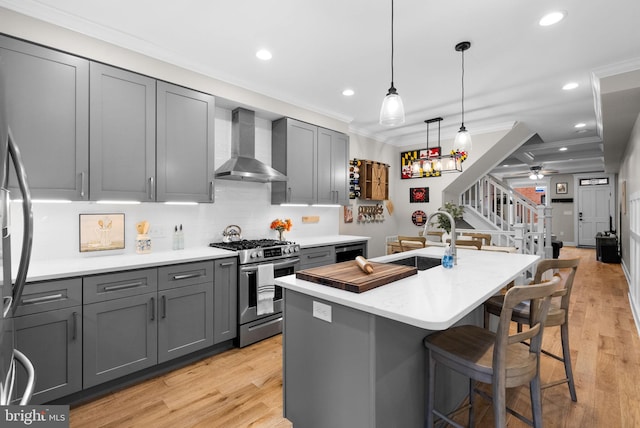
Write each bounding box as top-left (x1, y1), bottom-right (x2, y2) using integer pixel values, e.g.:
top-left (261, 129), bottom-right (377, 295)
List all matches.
top-left (483, 258), bottom-right (580, 401)
top-left (397, 235), bottom-right (426, 252)
top-left (465, 232), bottom-right (492, 246)
top-left (446, 238), bottom-right (482, 250)
top-left (424, 277), bottom-right (561, 428)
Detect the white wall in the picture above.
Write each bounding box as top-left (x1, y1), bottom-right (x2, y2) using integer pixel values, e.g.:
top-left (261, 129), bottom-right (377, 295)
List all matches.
top-left (618, 113), bottom-right (640, 330)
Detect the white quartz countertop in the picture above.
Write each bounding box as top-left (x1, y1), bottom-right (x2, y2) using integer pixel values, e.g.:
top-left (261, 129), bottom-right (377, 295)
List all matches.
top-left (15, 247), bottom-right (237, 283)
top-left (275, 246), bottom-right (540, 331)
top-left (295, 235), bottom-right (369, 248)
top-left (10, 235), bottom-right (370, 283)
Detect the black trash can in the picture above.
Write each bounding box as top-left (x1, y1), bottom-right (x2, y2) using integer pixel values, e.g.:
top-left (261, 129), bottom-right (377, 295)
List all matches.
top-left (595, 232), bottom-right (620, 263)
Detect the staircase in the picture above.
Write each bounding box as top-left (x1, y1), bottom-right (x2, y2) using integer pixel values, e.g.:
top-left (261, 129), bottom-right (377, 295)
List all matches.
top-left (459, 175), bottom-right (552, 258)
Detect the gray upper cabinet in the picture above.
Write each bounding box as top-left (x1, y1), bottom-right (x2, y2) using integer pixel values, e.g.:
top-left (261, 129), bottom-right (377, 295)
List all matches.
top-left (90, 62), bottom-right (156, 201)
top-left (272, 118), bottom-right (317, 205)
top-left (156, 82), bottom-right (215, 203)
top-left (0, 35), bottom-right (89, 200)
top-left (272, 118), bottom-right (348, 205)
top-left (317, 127), bottom-right (349, 205)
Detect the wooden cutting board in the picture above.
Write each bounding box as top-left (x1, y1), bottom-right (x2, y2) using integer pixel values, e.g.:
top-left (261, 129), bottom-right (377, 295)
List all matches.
top-left (296, 260), bottom-right (417, 293)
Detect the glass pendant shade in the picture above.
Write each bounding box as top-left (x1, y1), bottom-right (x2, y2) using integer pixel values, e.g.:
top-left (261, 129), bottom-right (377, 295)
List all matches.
top-left (380, 86), bottom-right (405, 126)
top-left (454, 125), bottom-right (472, 152)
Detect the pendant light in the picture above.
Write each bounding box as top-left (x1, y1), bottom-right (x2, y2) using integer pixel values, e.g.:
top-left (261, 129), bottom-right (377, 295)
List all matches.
top-left (379, 0), bottom-right (405, 126)
top-left (454, 41), bottom-right (472, 152)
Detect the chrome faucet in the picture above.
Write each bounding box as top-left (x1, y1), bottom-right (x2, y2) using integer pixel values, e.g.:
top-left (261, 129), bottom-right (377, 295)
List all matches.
top-left (424, 210), bottom-right (457, 265)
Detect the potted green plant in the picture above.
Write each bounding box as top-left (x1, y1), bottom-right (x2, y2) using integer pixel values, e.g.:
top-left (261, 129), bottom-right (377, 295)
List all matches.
top-left (435, 202), bottom-right (464, 234)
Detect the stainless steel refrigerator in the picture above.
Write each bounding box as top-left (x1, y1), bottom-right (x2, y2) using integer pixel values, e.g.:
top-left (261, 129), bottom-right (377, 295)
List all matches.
top-left (0, 65), bottom-right (35, 405)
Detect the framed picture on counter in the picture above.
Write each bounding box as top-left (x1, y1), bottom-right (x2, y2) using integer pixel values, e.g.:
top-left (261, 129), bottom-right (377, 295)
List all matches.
top-left (79, 213), bottom-right (125, 252)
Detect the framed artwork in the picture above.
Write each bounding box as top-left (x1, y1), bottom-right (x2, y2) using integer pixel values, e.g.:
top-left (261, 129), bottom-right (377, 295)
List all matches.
top-left (556, 182), bottom-right (568, 194)
top-left (410, 187), bottom-right (429, 203)
top-left (79, 213), bottom-right (125, 252)
top-left (622, 180), bottom-right (627, 215)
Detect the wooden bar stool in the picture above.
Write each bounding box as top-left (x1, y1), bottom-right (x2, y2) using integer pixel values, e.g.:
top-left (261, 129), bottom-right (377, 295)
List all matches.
top-left (446, 238), bottom-right (482, 250)
top-left (424, 277), bottom-right (560, 428)
top-left (484, 258), bottom-right (580, 401)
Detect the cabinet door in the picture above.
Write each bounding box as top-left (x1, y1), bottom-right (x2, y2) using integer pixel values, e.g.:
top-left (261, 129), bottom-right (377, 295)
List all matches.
top-left (272, 118), bottom-right (317, 204)
top-left (158, 282), bottom-right (213, 363)
top-left (156, 82), bottom-right (215, 203)
top-left (90, 62), bottom-right (156, 201)
top-left (318, 128), bottom-right (349, 205)
top-left (83, 293), bottom-right (157, 388)
top-left (13, 307), bottom-right (82, 404)
top-left (0, 35), bottom-right (89, 200)
top-left (214, 258), bottom-right (238, 344)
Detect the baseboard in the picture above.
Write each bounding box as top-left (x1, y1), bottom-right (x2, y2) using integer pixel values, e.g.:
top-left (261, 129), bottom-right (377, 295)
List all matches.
top-left (621, 259), bottom-right (640, 337)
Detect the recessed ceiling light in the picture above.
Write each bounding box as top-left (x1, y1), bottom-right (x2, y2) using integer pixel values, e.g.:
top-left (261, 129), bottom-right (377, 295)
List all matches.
top-left (503, 164), bottom-right (509, 167)
top-left (562, 82), bottom-right (579, 90)
top-left (256, 49), bottom-right (272, 61)
top-left (574, 123), bottom-right (586, 128)
top-left (559, 147), bottom-right (568, 151)
top-left (539, 11), bottom-right (567, 26)
top-left (342, 89), bottom-right (355, 97)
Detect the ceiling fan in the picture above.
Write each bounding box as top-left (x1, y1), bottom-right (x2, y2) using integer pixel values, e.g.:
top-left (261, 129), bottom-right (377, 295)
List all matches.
top-left (506, 165), bottom-right (559, 180)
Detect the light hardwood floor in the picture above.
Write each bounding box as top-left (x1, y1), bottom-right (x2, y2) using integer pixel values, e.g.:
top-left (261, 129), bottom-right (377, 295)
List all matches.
top-left (70, 247), bottom-right (640, 427)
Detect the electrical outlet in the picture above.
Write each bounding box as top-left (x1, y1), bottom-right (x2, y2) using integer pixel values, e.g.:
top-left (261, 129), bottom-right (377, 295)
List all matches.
top-left (313, 301), bottom-right (332, 323)
top-left (149, 224), bottom-right (167, 238)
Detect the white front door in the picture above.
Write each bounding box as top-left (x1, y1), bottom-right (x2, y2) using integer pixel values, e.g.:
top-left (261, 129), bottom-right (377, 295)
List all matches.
top-left (577, 179), bottom-right (613, 247)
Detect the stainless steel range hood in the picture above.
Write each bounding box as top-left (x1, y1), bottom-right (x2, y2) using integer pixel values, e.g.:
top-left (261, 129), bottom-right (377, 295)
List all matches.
top-left (215, 108), bottom-right (287, 183)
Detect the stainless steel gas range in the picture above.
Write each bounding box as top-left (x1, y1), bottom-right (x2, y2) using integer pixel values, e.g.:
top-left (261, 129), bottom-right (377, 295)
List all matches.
top-left (209, 239), bottom-right (300, 347)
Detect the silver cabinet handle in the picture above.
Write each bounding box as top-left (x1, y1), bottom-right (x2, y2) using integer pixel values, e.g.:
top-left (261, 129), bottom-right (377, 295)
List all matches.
top-left (209, 181), bottom-right (214, 201)
top-left (307, 253), bottom-right (330, 259)
top-left (148, 176), bottom-right (155, 200)
top-left (22, 293), bottom-right (64, 305)
top-left (80, 171), bottom-right (86, 198)
top-left (103, 281), bottom-right (144, 292)
top-left (162, 295), bottom-right (167, 319)
top-left (150, 297), bottom-right (155, 321)
top-left (287, 187), bottom-right (292, 202)
top-left (219, 262), bottom-right (235, 267)
top-left (72, 311), bottom-right (78, 341)
top-left (172, 273), bottom-right (203, 280)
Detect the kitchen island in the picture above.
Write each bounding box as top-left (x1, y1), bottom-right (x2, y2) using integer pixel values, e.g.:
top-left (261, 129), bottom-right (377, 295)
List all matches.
top-left (275, 246), bottom-right (539, 428)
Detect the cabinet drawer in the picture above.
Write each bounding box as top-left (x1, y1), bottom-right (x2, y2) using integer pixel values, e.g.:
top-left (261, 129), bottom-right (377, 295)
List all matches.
top-left (300, 246), bottom-right (336, 269)
top-left (158, 261), bottom-right (214, 290)
top-left (83, 268), bottom-right (158, 304)
top-left (15, 278), bottom-right (82, 316)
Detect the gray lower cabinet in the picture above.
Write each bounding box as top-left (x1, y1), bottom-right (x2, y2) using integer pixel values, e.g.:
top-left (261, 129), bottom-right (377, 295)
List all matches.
top-left (89, 62), bottom-right (156, 201)
top-left (156, 82), bottom-right (215, 203)
top-left (157, 262), bottom-right (214, 363)
top-left (83, 269), bottom-right (159, 388)
top-left (213, 258), bottom-right (238, 344)
top-left (300, 246), bottom-right (336, 269)
top-left (0, 35), bottom-right (89, 200)
top-left (12, 278), bottom-right (83, 404)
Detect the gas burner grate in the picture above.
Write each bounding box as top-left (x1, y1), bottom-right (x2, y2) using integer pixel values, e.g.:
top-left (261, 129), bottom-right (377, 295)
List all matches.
top-left (209, 239), bottom-right (295, 251)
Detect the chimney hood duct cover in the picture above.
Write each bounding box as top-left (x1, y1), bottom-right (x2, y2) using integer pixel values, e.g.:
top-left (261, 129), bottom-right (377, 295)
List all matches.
top-left (215, 108), bottom-right (287, 183)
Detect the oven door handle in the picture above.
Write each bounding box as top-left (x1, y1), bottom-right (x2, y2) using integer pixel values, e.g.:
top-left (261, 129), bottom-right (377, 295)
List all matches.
top-left (240, 257), bottom-right (300, 273)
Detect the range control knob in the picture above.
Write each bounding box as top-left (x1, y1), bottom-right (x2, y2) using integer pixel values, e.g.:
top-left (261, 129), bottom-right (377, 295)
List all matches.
top-left (250, 251), bottom-right (258, 259)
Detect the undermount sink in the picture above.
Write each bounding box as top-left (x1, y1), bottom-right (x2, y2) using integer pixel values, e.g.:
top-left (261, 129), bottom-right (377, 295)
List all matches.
top-left (388, 255), bottom-right (442, 271)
